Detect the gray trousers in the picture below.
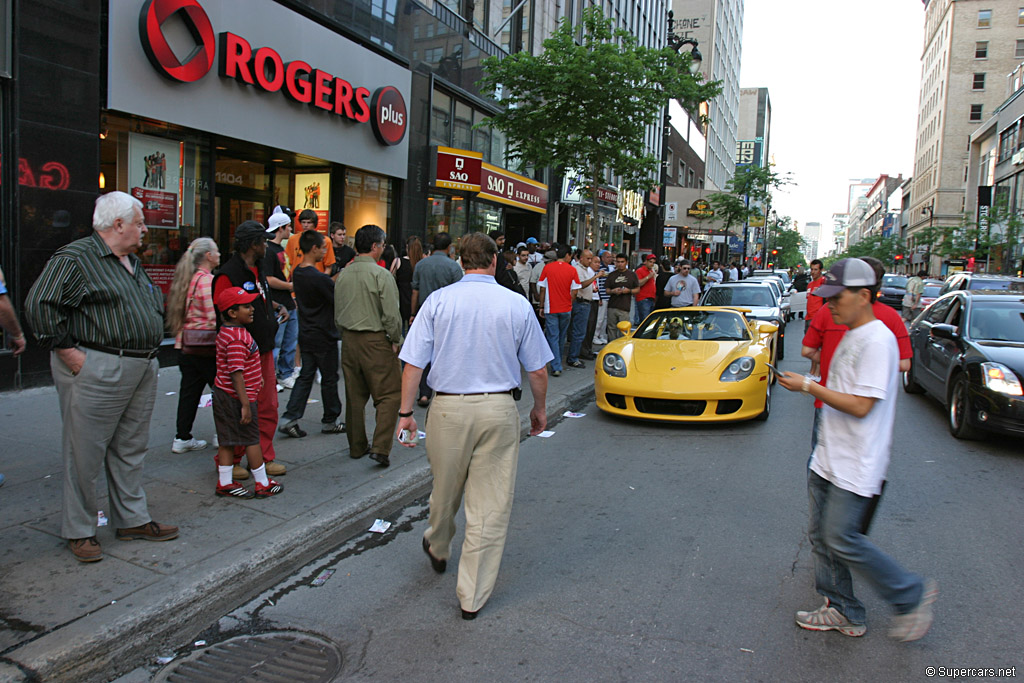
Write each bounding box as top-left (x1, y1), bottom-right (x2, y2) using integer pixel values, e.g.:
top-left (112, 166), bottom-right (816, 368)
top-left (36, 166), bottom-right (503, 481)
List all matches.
top-left (52, 349), bottom-right (157, 539)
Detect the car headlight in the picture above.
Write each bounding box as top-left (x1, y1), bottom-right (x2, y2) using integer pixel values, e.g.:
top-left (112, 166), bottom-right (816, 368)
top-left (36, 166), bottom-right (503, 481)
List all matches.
top-left (719, 356), bottom-right (755, 382)
top-left (602, 353), bottom-right (627, 378)
top-left (980, 362), bottom-right (1023, 396)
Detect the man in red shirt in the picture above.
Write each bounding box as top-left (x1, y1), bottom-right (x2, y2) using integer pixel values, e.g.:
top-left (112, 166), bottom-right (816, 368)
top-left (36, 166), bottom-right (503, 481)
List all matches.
top-left (805, 259), bottom-right (825, 332)
top-left (633, 254), bottom-right (658, 325)
top-left (538, 244), bottom-right (581, 377)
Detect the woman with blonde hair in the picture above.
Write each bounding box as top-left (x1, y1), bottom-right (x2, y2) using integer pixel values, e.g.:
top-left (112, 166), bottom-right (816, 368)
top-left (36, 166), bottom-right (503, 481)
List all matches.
top-left (167, 237), bottom-right (222, 455)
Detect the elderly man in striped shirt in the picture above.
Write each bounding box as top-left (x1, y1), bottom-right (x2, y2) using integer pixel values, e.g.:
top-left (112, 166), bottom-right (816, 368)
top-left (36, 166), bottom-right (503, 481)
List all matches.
top-left (26, 191), bottom-right (179, 563)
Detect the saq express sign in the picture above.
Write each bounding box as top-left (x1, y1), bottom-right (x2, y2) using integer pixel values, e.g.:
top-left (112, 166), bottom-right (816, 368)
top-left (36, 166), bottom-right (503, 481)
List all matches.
top-left (138, 0), bottom-right (407, 146)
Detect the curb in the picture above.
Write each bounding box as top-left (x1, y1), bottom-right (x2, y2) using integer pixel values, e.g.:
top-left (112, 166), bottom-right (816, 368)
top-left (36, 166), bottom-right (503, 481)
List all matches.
top-left (3, 382), bottom-right (596, 682)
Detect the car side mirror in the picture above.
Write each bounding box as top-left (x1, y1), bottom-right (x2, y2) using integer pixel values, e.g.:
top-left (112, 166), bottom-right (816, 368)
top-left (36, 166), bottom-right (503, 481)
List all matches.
top-left (617, 320), bottom-right (631, 335)
top-left (783, 290), bottom-right (791, 298)
top-left (758, 323), bottom-right (778, 335)
top-left (930, 323), bottom-right (960, 341)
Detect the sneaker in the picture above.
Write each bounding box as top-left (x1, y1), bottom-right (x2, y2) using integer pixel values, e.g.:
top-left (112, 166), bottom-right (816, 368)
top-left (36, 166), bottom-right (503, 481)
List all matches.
top-left (216, 481), bottom-right (254, 499)
top-left (265, 461), bottom-right (287, 476)
top-left (567, 359), bottom-right (585, 368)
top-left (232, 465), bottom-right (250, 480)
top-left (279, 374), bottom-right (296, 390)
top-left (889, 578), bottom-right (938, 642)
top-left (69, 537), bottom-right (102, 562)
top-left (278, 422), bottom-right (307, 438)
top-left (795, 600), bottom-right (866, 637)
top-left (551, 370), bottom-right (562, 377)
top-left (254, 479), bottom-right (284, 497)
top-left (115, 521), bottom-right (179, 542)
top-left (172, 437), bottom-right (207, 453)
top-left (276, 383), bottom-right (284, 393)
top-left (321, 422), bottom-right (346, 434)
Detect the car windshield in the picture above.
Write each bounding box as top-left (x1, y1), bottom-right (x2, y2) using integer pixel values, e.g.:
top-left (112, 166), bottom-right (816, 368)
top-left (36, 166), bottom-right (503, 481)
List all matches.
top-left (883, 275), bottom-right (908, 288)
top-left (968, 303), bottom-right (1024, 342)
top-left (702, 286), bottom-right (776, 308)
top-left (634, 310), bottom-right (750, 341)
top-left (968, 279), bottom-right (1024, 292)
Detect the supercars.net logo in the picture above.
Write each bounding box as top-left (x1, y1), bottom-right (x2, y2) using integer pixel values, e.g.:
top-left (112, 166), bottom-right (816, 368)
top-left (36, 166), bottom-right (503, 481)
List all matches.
top-left (139, 0), bottom-right (216, 83)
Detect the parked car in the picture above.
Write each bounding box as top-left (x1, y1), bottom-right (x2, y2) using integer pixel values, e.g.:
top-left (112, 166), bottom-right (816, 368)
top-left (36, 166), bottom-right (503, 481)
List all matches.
top-left (903, 290), bottom-right (1024, 439)
top-left (596, 307), bottom-right (777, 423)
top-left (919, 279), bottom-right (944, 309)
top-left (938, 272), bottom-right (1024, 297)
top-left (752, 269), bottom-right (793, 292)
top-left (878, 274), bottom-right (908, 310)
top-left (701, 281), bottom-right (787, 359)
top-left (744, 277), bottom-right (793, 322)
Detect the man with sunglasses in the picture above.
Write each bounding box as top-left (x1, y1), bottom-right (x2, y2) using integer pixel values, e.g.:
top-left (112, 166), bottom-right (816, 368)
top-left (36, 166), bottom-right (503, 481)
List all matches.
top-left (664, 259), bottom-right (701, 307)
top-left (777, 258), bottom-right (936, 643)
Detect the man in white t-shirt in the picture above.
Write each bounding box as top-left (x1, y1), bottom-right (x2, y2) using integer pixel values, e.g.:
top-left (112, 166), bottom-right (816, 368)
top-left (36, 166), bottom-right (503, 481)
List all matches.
top-left (664, 260), bottom-right (701, 306)
top-left (777, 258), bottom-right (937, 643)
top-left (706, 261), bottom-right (724, 285)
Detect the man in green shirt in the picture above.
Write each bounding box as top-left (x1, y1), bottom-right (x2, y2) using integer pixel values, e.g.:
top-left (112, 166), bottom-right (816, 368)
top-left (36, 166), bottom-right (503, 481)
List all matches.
top-left (335, 224), bottom-right (403, 467)
top-left (26, 191), bottom-right (179, 563)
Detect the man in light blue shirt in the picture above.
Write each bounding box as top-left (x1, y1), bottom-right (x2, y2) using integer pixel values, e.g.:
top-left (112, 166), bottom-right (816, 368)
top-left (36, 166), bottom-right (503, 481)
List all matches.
top-left (396, 232), bottom-right (552, 621)
top-left (665, 260), bottom-right (701, 307)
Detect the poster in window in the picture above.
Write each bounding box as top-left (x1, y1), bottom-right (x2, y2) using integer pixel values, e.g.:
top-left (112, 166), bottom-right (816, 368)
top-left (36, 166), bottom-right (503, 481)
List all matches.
top-left (294, 173), bottom-right (331, 232)
top-left (129, 133), bottom-right (181, 229)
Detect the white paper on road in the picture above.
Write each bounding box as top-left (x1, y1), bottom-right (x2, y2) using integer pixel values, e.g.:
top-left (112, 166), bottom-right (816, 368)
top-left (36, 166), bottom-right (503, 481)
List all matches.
top-left (307, 399), bottom-right (319, 403)
top-left (369, 519), bottom-right (391, 533)
top-left (165, 391), bottom-right (176, 395)
top-left (536, 431), bottom-right (555, 438)
top-left (563, 411), bottom-right (586, 418)
top-left (198, 393), bottom-right (212, 408)
top-left (310, 569), bottom-right (335, 586)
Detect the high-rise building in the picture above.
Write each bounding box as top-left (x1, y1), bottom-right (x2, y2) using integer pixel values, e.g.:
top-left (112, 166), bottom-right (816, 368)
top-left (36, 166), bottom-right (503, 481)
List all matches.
top-left (737, 87), bottom-right (771, 168)
top-left (802, 221), bottom-right (822, 261)
top-left (671, 0), bottom-right (744, 191)
top-left (909, 0), bottom-right (1024, 272)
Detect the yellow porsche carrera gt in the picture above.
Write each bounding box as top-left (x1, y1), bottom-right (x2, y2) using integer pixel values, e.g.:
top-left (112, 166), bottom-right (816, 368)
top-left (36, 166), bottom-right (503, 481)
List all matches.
top-left (595, 307), bottom-right (779, 423)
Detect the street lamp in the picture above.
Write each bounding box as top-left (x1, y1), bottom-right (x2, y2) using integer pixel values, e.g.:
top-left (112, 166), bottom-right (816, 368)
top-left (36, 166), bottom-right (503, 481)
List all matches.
top-left (765, 209), bottom-right (778, 267)
top-left (667, 12), bottom-right (703, 74)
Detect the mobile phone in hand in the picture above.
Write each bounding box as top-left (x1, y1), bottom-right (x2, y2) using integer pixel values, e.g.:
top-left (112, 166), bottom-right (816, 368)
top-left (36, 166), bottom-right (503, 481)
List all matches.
top-left (764, 362), bottom-right (781, 374)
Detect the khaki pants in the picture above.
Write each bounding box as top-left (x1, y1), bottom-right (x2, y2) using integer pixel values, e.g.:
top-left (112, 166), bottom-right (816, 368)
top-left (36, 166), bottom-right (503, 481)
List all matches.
top-left (607, 307), bottom-right (631, 340)
top-left (340, 329), bottom-right (401, 456)
top-left (52, 349), bottom-right (157, 539)
top-left (424, 393), bottom-right (520, 613)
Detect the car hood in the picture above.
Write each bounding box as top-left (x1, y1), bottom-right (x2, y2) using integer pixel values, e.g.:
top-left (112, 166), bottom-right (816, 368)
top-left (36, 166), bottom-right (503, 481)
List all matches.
top-left (626, 339), bottom-right (757, 375)
top-left (971, 341), bottom-right (1024, 376)
top-left (740, 306), bottom-right (780, 320)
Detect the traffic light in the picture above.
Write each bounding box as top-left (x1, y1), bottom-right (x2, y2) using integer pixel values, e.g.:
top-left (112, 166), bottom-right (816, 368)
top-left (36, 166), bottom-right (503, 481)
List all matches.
top-left (704, 247), bottom-right (711, 254)
top-left (771, 249), bottom-right (778, 256)
top-left (894, 254), bottom-right (903, 261)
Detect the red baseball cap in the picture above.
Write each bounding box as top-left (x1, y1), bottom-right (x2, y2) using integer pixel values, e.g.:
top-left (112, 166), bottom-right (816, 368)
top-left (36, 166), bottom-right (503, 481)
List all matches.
top-left (216, 287), bottom-right (259, 311)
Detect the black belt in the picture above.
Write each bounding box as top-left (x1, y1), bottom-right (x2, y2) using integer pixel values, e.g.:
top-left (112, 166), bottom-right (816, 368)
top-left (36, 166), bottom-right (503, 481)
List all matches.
top-left (79, 342), bottom-right (159, 359)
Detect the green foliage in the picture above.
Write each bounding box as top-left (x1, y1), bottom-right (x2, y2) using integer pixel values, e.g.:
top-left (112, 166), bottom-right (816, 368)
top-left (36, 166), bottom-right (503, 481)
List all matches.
top-left (761, 214), bottom-right (805, 268)
top-left (477, 6), bottom-right (722, 212)
top-left (707, 165), bottom-right (791, 233)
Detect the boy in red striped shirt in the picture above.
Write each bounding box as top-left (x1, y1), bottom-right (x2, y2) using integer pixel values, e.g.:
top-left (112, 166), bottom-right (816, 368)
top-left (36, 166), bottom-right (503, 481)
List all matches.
top-left (213, 288), bottom-right (284, 499)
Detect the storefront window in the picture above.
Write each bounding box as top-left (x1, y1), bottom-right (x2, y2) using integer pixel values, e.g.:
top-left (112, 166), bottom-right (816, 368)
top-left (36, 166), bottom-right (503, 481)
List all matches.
top-left (431, 90), bottom-right (452, 147)
top-left (345, 168), bottom-right (393, 234)
top-left (427, 192), bottom-right (468, 243)
top-left (470, 202), bottom-right (503, 233)
top-left (453, 101), bottom-right (473, 150)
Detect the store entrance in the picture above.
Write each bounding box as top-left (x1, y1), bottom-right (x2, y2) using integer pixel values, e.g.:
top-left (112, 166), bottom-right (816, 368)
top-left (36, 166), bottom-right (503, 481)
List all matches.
top-left (215, 189), bottom-right (270, 251)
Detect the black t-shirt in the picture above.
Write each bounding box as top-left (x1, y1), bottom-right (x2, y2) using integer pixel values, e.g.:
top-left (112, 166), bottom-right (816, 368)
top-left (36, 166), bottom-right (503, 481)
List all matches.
top-left (263, 241), bottom-right (295, 309)
top-left (330, 245), bottom-right (357, 277)
top-left (606, 270), bottom-right (639, 311)
top-left (292, 264), bottom-right (339, 350)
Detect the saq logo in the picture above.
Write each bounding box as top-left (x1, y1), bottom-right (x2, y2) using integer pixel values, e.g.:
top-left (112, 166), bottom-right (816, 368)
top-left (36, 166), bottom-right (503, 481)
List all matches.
top-left (138, 0), bottom-right (407, 146)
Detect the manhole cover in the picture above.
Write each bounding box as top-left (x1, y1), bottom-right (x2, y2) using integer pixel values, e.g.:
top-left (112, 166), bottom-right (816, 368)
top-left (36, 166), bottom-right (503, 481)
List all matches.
top-left (153, 631), bottom-right (343, 682)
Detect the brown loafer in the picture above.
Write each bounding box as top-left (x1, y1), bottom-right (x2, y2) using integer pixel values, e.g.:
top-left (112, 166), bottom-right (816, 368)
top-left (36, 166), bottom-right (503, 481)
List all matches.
top-left (116, 521), bottom-right (179, 542)
top-left (265, 461), bottom-right (287, 476)
top-left (69, 537), bottom-right (102, 562)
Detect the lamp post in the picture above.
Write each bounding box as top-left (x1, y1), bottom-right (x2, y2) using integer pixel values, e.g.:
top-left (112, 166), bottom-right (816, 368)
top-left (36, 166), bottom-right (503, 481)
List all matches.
top-left (764, 209), bottom-right (778, 267)
top-left (657, 12), bottom-right (702, 259)
top-left (920, 201), bottom-right (934, 275)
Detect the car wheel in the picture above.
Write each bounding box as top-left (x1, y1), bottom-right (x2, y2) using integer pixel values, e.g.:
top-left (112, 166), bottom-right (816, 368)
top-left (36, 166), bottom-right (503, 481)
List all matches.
top-left (902, 357), bottom-right (924, 394)
top-left (755, 381), bottom-right (771, 421)
top-left (948, 374), bottom-right (981, 440)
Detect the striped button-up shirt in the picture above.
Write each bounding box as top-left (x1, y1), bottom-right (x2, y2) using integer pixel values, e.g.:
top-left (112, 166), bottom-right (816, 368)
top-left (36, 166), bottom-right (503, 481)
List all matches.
top-left (26, 232), bottom-right (165, 351)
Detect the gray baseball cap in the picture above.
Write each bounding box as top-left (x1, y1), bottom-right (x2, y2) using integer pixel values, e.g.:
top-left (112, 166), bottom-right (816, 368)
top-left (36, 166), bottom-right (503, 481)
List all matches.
top-left (812, 258), bottom-right (876, 298)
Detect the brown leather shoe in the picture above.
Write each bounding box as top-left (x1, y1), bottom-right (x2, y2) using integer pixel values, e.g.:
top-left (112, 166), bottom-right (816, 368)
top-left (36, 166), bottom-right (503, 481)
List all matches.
top-left (265, 461), bottom-right (287, 476)
top-left (232, 465), bottom-right (250, 480)
top-left (116, 521), bottom-right (179, 542)
top-left (69, 537), bottom-right (102, 562)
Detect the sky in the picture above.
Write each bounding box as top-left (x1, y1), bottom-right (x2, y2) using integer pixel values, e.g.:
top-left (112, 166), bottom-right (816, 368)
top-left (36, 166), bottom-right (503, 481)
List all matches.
top-left (739, 0), bottom-right (925, 248)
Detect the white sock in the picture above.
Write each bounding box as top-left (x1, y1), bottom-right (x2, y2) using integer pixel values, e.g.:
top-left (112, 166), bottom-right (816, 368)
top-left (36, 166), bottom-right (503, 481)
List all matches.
top-left (218, 465), bottom-right (233, 487)
top-left (252, 464), bottom-right (269, 486)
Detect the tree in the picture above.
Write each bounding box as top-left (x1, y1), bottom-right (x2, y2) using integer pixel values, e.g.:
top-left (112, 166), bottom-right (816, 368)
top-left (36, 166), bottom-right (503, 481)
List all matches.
top-left (477, 8), bottom-right (722, 224)
top-left (760, 213), bottom-right (805, 269)
top-left (706, 165), bottom-right (791, 261)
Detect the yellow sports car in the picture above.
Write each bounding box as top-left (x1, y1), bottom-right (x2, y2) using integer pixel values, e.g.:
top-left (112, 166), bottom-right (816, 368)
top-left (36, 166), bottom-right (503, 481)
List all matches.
top-left (595, 307), bottom-right (778, 423)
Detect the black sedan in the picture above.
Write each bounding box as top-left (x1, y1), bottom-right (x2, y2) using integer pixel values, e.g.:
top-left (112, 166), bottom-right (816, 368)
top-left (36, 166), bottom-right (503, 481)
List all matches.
top-left (903, 291), bottom-right (1024, 439)
top-left (878, 274), bottom-right (908, 310)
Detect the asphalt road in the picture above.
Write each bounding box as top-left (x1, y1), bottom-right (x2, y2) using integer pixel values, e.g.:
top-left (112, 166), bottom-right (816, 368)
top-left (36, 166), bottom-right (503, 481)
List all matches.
top-left (127, 325), bottom-right (1024, 682)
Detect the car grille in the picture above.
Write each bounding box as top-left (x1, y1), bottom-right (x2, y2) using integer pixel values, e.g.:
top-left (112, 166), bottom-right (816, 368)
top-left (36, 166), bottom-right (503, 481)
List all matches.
top-left (634, 397), bottom-right (707, 416)
top-left (715, 399), bottom-right (742, 415)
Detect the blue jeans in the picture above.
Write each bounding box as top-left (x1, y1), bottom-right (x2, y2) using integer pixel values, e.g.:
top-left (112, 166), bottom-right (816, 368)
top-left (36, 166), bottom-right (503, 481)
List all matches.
top-left (281, 346), bottom-right (341, 424)
top-left (806, 470), bottom-right (925, 623)
top-left (544, 312), bottom-right (571, 372)
top-left (566, 301), bottom-right (591, 362)
top-left (634, 297), bottom-right (654, 325)
top-left (273, 312), bottom-right (298, 379)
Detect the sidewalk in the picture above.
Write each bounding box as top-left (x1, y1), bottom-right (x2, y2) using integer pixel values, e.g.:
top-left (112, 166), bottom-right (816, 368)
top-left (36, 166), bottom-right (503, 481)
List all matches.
top-left (0, 362), bottom-right (595, 682)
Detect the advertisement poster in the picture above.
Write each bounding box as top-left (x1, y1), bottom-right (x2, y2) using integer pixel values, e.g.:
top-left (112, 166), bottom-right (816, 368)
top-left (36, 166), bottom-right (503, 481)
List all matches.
top-left (142, 264), bottom-right (176, 296)
top-left (129, 133), bottom-right (181, 229)
top-left (663, 227), bottom-right (677, 247)
top-left (295, 173), bottom-right (331, 232)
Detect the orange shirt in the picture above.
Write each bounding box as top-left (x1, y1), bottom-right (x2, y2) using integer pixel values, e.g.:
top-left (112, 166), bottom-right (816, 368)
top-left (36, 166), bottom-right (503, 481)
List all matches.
top-left (285, 231), bottom-right (335, 276)
top-left (806, 276), bottom-right (825, 319)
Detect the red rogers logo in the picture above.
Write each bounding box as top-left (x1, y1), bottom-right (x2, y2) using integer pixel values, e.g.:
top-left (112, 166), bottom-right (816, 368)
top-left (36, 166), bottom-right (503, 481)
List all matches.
top-left (139, 0), bottom-right (216, 83)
